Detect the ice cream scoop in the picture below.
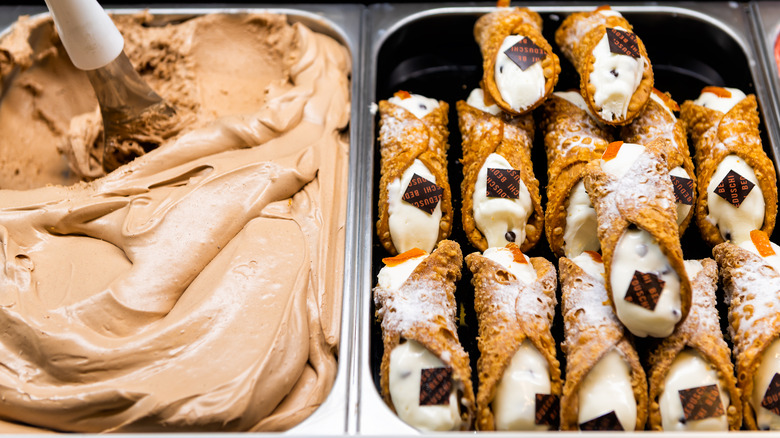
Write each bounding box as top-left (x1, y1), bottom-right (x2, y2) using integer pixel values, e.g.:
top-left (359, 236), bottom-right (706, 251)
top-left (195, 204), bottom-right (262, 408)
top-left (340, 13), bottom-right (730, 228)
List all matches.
top-left (44, 0), bottom-right (178, 172)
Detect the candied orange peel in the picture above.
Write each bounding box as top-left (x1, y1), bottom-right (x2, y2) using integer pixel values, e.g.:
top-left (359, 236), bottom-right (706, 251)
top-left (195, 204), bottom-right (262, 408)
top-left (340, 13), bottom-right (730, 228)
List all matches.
top-left (382, 247), bottom-right (427, 267)
top-left (751, 230), bottom-right (776, 257)
top-left (584, 250), bottom-right (603, 263)
top-left (603, 141), bottom-right (623, 161)
top-left (505, 242), bottom-right (528, 264)
top-left (393, 90), bottom-right (412, 100)
top-left (652, 88), bottom-right (680, 112)
top-left (701, 86), bottom-right (731, 99)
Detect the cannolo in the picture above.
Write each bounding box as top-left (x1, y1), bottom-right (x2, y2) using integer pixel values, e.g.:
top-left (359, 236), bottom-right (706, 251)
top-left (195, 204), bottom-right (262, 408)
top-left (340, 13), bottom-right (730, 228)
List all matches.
top-left (457, 89), bottom-right (543, 252)
top-left (559, 252), bottom-right (648, 431)
top-left (647, 258), bottom-right (741, 431)
top-left (538, 91), bottom-right (613, 257)
top-left (473, 7), bottom-right (560, 115)
top-left (376, 91), bottom-right (453, 255)
top-left (373, 240), bottom-right (475, 431)
top-left (680, 86), bottom-right (777, 246)
top-left (465, 243), bottom-right (561, 430)
top-left (714, 230), bottom-right (780, 430)
top-left (554, 6), bottom-right (653, 125)
top-left (583, 140), bottom-right (691, 338)
top-left (621, 89), bottom-right (696, 234)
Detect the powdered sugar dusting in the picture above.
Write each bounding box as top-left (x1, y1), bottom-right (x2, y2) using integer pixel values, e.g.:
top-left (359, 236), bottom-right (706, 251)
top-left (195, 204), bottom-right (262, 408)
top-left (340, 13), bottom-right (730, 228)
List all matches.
top-left (724, 251), bottom-right (780, 358)
top-left (374, 271), bottom-right (458, 336)
top-left (561, 12), bottom-right (610, 54)
top-left (515, 281), bottom-right (556, 323)
top-left (675, 259), bottom-right (722, 339)
top-left (378, 99), bottom-right (447, 161)
top-left (627, 101), bottom-right (680, 152)
top-left (590, 146), bottom-right (677, 243)
top-left (379, 110), bottom-right (428, 155)
top-left (557, 135), bottom-right (598, 158)
top-left (475, 260), bottom-right (555, 325)
top-left (562, 259), bottom-right (621, 332)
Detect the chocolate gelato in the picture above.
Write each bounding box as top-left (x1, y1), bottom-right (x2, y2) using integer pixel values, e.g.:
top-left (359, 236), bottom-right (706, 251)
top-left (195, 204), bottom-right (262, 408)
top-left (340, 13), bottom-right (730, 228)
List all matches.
top-left (0, 11), bottom-right (350, 432)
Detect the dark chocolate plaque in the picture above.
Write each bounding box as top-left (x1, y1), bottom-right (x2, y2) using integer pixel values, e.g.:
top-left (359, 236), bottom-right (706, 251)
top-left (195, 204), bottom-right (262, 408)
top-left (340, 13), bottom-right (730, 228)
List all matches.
top-left (678, 384), bottom-right (725, 421)
top-left (504, 37), bottom-right (546, 71)
top-left (671, 175), bottom-right (695, 205)
top-left (402, 173), bottom-right (443, 214)
top-left (419, 366), bottom-right (452, 406)
top-left (714, 169), bottom-right (755, 208)
top-left (535, 393), bottom-right (560, 428)
top-left (486, 168), bottom-right (522, 199)
top-left (624, 270), bottom-right (665, 311)
top-left (607, 28), bottom-right (640, 59)
top-left (579, 410), bottom-right (624, 431)
top-left (761, 373), bottom-right (780, 415)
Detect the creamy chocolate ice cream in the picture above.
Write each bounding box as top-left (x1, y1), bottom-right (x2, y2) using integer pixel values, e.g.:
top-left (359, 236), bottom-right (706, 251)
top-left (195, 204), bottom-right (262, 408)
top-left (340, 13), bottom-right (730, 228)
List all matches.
top-left (0, 11), bottom-right (349, 432)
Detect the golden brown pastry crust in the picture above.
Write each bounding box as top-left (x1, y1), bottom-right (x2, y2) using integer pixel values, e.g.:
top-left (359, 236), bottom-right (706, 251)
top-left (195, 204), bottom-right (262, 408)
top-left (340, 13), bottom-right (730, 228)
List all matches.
top-left (559, 257), bottom-right (648, 431)
top-left (457, 100), bottom-right (543, 252)
top-left (680, 94), bottom-right (777, 246)
top-left (538, 94), bottom-right (612, 257)
top-left (373, 240), bottom-right (475, 430)
top-left (466, 252), bottom-right (561, 430)
top-left (646, 258), bottom-right (742, 430)
top-left (714, 242), bottom-right (780, 430)
top-left (474, 7), bottom-right (560, 115)
top-left (554, 8), bottom-right (653, 126)
top-left (583, 139), bottom-right (692, 334)
top-left (621, 91), bottom-right (696, 235)
top-left (376, 98), bottom-right (453, 255)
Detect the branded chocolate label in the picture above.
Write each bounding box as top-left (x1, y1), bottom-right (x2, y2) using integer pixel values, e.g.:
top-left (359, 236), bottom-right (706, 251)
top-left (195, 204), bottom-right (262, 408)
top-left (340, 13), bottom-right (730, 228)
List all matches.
top-left (679, 384), bottom-right (725, 421)
top-left (402, 173), bottom-right (443, 214)
top-left (714, 169), bottom-right (755, 208)
top-left (579, 410), bottom-right (623, 431)
top-left (607, 28), bottom-right (640, 59)
top-left (761, 373), bottom-right (780, 415)
top-left (624, 270), bottom-right (665, 311)
top-left (671, 175), bottom-right (695, 205)
top-left (504, 37), bottom-right (547, 71)
top-left (535, 393), bottom-right (560, 427)
top-left (486, 168), bottom-right (521, 199)
top-left (419, 366), bottom-right (452, 406)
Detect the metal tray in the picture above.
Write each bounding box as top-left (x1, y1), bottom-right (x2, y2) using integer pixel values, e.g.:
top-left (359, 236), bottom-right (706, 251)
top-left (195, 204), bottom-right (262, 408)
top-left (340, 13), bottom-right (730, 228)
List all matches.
top-left (357, 2), bottom-right (780, 434)
top-left (751, 1), bottom-right (780, 148)
top-left (0, 4), bottom-right (363, 435)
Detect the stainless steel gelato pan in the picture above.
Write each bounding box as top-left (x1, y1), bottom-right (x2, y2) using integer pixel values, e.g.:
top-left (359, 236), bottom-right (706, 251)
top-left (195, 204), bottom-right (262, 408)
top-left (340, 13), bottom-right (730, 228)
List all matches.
top-left (752, 1), bottom-right (780, 150)
top-left (0, 4), bottom-right (361, 434)
top-left (357, 2), bottom-right (780, 434)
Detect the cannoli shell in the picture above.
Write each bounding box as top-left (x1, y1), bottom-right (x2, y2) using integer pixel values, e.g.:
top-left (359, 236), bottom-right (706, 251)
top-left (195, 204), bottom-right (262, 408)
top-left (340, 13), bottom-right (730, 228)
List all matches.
top-left (457, 101), bottom-right (543, 252)
top-left (621, 92), bottom-right (696, 234)
top-left (474, 7), bottom-right (560, 115)
top-left (465, 252), bottom-right (561, 431)
top-left (376, 99), bottom-right (453, 255)
top-left (680, 95), bottom-right (777, 246)
top-left (559, 257), bottom-right (648, 430)
top-left (583, 139), bottom-right (692, 332)
top-left (646, 258), bottom-right (742, 430)
top-left (538, 94), bottom-right (612, 256)
top-left (714, 242), bottom-right (780, 430)
top-left (554, 9), bottom-right (653, 126)
top-left (373, 239), bottom-right (475, 430)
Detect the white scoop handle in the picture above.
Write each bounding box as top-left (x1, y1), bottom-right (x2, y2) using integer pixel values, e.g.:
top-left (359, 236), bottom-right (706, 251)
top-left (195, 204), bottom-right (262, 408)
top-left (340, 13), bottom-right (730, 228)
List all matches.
top-left (44, 0), bottom-right (124, 71)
